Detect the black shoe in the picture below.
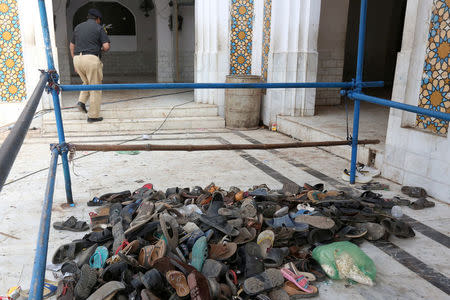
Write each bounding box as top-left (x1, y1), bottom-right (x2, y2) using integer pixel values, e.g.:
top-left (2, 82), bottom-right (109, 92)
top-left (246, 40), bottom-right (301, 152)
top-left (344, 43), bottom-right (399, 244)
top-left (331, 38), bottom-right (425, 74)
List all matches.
top-left (77, 102), bottom-right (87, 113)
top-left (87, 117), bottom-right (103, 123)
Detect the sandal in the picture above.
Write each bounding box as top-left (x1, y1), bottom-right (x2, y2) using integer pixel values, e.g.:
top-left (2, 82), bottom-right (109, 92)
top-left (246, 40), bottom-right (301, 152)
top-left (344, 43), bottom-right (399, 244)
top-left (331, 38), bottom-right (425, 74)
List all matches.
top-left (401, 186), bottom-right (427, 198)
top-left (280, 268), bottom-right (314, 294)
top-left (53, 216), bottom-right (89, 232)
top-left (243, 268), bottom-right (284, 296)
top-left (381, 218), bottom-right (415, 238)
top-left (191, 236), bottom-right (208, 271)
top-left (166, 270), bottom-right (190, 297)
top-left (409, 198), bottom-right (435, 210)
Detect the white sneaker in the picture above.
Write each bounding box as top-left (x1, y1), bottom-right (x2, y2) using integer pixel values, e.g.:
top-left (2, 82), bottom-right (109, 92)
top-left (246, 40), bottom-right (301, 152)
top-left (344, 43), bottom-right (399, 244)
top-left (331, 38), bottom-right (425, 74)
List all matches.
top-left (357, 163), bottom-right (381, 177)
top-left (342, 168), bottom-right (373, 183)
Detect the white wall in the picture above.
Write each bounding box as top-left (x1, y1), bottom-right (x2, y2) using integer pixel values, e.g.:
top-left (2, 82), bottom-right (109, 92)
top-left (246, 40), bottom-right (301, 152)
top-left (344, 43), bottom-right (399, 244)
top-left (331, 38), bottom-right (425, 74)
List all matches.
top-left (383, 0), bottom-right (450, 202)
top-left (316, 0), bottom-right (349, 106)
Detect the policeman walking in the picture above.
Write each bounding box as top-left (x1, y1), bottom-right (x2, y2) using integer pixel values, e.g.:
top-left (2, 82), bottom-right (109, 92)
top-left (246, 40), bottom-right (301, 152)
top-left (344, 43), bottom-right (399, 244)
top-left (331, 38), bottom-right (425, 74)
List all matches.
top-left (70, 8), bottom-right (110, 123)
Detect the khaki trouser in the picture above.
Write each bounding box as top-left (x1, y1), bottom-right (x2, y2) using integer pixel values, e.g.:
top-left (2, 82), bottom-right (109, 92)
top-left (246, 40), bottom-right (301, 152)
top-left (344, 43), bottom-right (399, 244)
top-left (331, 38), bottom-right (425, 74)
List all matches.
top-left (73, 54), bottom-right (103, 118)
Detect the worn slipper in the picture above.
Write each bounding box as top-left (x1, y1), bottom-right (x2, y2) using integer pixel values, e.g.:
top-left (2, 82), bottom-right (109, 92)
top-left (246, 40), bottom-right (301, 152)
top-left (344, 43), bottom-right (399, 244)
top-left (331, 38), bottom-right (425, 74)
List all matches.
top-left (201, 259), bottom-right (228, 279)
top-left (283, 262), bottom-right (316, 282)
top-left (265, 215), bottom-right (309, 232)
top-left (188, 270), bottom-right (211, 300)
top-left (87, 197), bottom-right (106, 207)
top-left (357, 222), bottom-right (385, 241)
top-left (242, 242), bottom-right (265, 278)
top-left (409, 198), bottom-right (435, 210)
top-left (166, 270), bottom-right (190, 297)
top-left (294, 215), bottom-right (335, 229)
top-left (191, 236), bottom-right (208, 271)
top-left (53, 216), bottom-right (89, 232)
top-left (283, 281), bottom-right (319, 298)
top-left (160, 213), bottom-right (179, 251)
top-left (100, 190), bottom-right (131, 202)
top-left (52, 240), bottom-right (88, 264)
top-left (307, 228), bottom-right (334, 244)
top-left (281, 268), bottom-right (314, 294)
top-left (257, 230), bottom-right (275, 257)
top-left (381, 218), bottom-right (415, 238)
top-left (401, 186), bottom-right (427, 198)
top-left (139, 239), bottom-right (167, 269)
top-left (208, 242), bottom-right (237, 261)
top-left (74, 264), bottom-right (97, 299)
top-left (263, 247), bottom-right (289, 268)
top-left (243, 268), bottom-right (284, 296)
top-left (89, 246), bottom-right (108, 269)
top-left (86, 281), bottom-right (125, 300)
top-left (233, 227), bottom-right (256, 244)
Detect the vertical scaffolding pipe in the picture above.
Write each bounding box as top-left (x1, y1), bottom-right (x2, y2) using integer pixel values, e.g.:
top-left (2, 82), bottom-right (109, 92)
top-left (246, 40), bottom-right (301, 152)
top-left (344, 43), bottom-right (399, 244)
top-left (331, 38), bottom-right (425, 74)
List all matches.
top-left (37, 0), bottom-right (73, 204)
top-left (28, 147), bottom-right (59, 300)
top-left (350, 0), bottom-right (368, 184)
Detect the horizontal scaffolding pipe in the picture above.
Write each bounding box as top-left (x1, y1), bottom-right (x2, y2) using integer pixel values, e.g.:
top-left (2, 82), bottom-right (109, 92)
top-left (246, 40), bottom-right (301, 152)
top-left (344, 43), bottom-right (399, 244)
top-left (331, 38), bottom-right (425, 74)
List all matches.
top-left (69, 139), bottom-right (380, 152)
top-left (59, 81), bottom-right (384, 92)
top-left (0, 73), bottom-right (47, 192)
top-left (348, 92), bottom-right (450, 121)
top-left (28, 147), bottom-right (59, 300)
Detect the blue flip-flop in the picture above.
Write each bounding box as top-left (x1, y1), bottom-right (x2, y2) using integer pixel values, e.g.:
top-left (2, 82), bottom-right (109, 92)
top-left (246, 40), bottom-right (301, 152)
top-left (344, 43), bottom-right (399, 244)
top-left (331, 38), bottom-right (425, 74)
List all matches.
top-left (89, 246), bottom-right (109, 269)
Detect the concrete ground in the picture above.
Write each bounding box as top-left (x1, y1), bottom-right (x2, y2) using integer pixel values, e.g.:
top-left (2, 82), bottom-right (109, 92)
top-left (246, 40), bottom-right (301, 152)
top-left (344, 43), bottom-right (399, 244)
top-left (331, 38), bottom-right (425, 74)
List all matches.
top-left (0, 128), bottom-right (449, 299)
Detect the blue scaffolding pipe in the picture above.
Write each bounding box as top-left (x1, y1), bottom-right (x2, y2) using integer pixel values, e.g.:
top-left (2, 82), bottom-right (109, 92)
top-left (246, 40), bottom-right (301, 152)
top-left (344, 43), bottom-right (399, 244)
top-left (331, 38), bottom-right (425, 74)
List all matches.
top-left (28, 147), bottom-right (59, 300)
top-left (348, 92), bottom-right (450, 121)
top-left (38, 0), bottom-right (73, 204)
top-left (349, 0), bottom-right (368, 184)
top-left (59, 81), bottom-right (385, 91)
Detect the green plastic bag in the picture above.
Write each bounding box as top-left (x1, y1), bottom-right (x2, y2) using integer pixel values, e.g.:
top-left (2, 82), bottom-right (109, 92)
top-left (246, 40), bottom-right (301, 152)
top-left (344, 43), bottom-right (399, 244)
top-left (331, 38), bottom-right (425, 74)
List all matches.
top-left (312, 241), bottom-right (376, 286)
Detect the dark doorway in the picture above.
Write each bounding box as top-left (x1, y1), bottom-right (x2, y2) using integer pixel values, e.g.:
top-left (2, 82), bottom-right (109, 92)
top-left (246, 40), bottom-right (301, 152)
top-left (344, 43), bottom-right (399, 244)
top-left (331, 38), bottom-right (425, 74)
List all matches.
top-left (343, 0), bottom-right (407, 99)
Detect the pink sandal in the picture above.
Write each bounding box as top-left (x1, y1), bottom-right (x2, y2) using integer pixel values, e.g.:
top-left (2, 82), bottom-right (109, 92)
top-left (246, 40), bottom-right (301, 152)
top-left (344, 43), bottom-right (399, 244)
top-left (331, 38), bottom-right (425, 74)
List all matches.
top-left (281, 268), bottom-right (313, 293)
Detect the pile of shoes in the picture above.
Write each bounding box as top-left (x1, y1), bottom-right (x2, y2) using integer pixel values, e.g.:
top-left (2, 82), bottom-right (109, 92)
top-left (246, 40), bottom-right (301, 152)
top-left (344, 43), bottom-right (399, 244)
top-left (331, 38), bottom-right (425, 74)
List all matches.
top-left (47, 182), bottom-right (421, 300)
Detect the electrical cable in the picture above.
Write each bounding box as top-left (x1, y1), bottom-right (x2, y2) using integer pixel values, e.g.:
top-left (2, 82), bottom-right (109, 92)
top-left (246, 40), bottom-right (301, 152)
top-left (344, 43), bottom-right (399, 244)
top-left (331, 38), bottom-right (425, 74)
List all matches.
top-left (2, 98), bottom-right (194, 186)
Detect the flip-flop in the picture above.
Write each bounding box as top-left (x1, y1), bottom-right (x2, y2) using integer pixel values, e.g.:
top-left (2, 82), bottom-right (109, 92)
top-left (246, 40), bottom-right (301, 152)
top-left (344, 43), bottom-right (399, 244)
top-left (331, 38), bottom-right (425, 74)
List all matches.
top-left (86, 281), bottom-right (125, 300)
top-left (89, 246), bottom-right (109, 269)
top-left (294, 215), bottom-right (335, 229)
top-left (265, 215), bottom-right (309, 232)
top-left (308, 228), bottom-right (334, 244)
top-left (283, 262), bottom-right (316, 282)
top-left (208, 242), bottom-right (237, 261)
top-left (242, 242), bottom-right (265, 278)
top-left (188, 270), bottom-right (212, 300)
top-left (357, 222), bottom-right (385, 241)
top-left (409, 198), bottom-right (435, 210)
top-left (201, 259), bottom-right (229, 279)
top-left (74, 264), bottom-right (97, 299)
top-left (166, 270), bottom-right (190, 297)
top-left (87, 197), bottom-right (106, 207)
top-left (263, 247), bottom-right (289, 268)
top-left (257, 230), bottom-right (275, 257)
top-left (283, 281), bottom-right (319, 298)
top-left (160, 213), bottom-right (179, 251)
top-left (139, 239), bottom-right (167, 268)
top-left (52, 240), bottom-right (88, 264)
top-left (191, 236), bottom-right (208, 271)
top-left (53, 216), bottom-right (89, 232)
top-left (243, 268), bottom-right (284, 296)
top-left (233, 227), bottom-right (256, 244)
top-left (280, 268), bottom-right (314, 294)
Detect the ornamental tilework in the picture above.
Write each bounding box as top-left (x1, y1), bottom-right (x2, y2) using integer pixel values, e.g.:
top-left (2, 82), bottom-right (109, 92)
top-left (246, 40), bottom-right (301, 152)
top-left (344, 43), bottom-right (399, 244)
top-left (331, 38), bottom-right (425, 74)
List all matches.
top-left (230, 0), bottom-right (254, 75)
top-left (416, 0), bottom-right (449, 135)
top-left (0, 0), bottom-right (25, 102)
top-left (261, 0), bottom-right (271, 81)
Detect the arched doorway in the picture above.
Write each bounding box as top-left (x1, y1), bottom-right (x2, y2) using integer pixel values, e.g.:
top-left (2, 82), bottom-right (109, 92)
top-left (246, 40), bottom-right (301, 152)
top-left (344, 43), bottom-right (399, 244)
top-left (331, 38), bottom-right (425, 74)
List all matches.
top-left (66, 0), bottom-right (156, 83)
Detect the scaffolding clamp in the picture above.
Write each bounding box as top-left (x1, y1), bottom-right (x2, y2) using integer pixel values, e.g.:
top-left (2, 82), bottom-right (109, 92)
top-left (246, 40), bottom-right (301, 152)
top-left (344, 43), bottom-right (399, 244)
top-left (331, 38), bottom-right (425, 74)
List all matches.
top-left (50, 142), bottom-right (69, 154)
top-left (40, 69), bottom-right (61, 95)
